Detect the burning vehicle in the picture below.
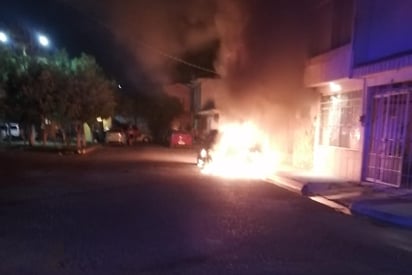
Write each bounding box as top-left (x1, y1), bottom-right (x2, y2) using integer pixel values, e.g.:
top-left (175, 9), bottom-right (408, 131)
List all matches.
top-left (197, 129), bottom-right (219, 169)
top-left (197, 121), bottom-right (281, 179)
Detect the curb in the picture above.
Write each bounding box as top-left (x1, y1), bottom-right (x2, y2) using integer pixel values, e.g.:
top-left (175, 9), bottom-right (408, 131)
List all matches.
top-left (266, 175), bottom-right (351, 215)
top-left (268, 174), bottom-right (412, 229)
top-left (350, 201), bottom-right (412, 229)
top-left (309, 195), bottom-right (352, 215)
top-left (16, 144), bottom-right (103, 156)
top-left (265, 175), bottom-right (305, 194)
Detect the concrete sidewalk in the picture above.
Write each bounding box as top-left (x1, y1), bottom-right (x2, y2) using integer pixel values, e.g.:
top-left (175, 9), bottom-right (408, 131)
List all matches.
top-left (0, 141), bottom-right (102, 155)
top-left (267, 169), bottom-right (412, 229)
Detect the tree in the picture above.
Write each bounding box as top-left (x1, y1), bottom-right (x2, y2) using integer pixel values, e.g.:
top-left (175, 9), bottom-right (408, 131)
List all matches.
top-left (64, 53), bottom-right (116, 150)
top-left (3, 52), bottom-right (45, 145)
top-left (0, 47), bottom-right (13, 91)
top-left (2, 46), bottom-right (116, 148)
top-left (47, 50), bottom-right (73, 144)
top-left (0, 47), bottom-right (15, 140)
top-left (0, 46), bottom-right (21, 121)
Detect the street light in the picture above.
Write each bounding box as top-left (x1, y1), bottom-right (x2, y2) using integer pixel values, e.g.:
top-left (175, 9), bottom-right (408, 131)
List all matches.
top-left (37, 34), bottom-right (50, 47)
top-left (0, 31), bottom-right (8, 43)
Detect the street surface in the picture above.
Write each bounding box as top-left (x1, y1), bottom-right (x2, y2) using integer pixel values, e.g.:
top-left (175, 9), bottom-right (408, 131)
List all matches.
top-left (1, 145), bottom-right (412, 274)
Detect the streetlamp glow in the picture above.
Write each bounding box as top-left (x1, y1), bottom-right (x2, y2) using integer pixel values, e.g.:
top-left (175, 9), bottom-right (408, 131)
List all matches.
top-left (38, 34), bottom-right (50, 47)
top-left (0, 31), bottom-right (8, 43)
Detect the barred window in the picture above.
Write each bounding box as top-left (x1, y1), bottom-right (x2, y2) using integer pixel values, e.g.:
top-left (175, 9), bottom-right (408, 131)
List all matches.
top-left (319, 91), bottom-right (362, 149)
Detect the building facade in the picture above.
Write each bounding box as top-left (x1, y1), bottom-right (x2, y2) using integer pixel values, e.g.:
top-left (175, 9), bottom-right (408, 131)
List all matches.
top-left (163, 82), bottom-right (194, 131)
top-left (305, 0), bottom-right (412, 188)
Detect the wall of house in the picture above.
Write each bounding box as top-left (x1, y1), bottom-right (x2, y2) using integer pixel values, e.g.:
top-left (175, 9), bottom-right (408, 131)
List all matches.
top-left (163, 83), bottom-right (194, 131)
top-left (353, 0), bottom-right (412, 66)
top-left (313, 146), bottom-right (362, 180)
top-left (312, 83), bottom-right (365, 181)
top-left (302, 0), bottom-right (370, 181)
top-left (304, 45), bottom-right (352, 86)
top-left (307, 0), bottom-right (354, 57)
top-left (305, 0), bottom-right (412, 183)
top-left (291, 94), bottom-right (318, 169)
top-left (198, 78), bottom-right (223, 110)
top-left (163, 83), bottom-right (191, 112)
top-left (350, 0), bottom-right (412, 187)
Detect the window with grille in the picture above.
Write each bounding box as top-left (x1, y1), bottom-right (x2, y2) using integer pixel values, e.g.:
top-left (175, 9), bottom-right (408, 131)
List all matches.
top-left (319, 90), bottom-right (362, 149)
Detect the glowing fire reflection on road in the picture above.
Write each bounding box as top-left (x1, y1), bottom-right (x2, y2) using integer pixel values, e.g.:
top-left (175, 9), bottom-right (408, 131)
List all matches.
top-left (201, 121), bottom-right (281, 179)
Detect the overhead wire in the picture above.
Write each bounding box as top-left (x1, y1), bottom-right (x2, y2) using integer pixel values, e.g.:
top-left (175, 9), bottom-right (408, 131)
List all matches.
top-left (58, 0), bottom-right (219, 76)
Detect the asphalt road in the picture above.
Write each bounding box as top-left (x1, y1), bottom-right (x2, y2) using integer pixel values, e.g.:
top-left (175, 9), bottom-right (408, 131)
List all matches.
top-left (1, 145), bottom-right (412, 274)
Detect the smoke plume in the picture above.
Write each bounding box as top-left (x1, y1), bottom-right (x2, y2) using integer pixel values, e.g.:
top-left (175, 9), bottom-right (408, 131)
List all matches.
top-left (65, 0), bottom-right (317, 165)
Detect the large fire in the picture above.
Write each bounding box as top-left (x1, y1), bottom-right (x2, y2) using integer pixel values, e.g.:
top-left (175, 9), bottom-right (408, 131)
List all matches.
top-left (200, 121), bottom-right (281, 179)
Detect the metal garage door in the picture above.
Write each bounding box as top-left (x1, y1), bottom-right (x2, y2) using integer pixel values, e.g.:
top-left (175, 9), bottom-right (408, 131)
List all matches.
top-left (365, 88), bottom-right (410, 187)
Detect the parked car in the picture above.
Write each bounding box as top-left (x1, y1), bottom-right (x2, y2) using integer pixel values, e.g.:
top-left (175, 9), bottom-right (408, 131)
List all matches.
top-left (169, 130), bottom-right (193, 147)
top-left (105, 129), bottom-right (127, 145)
top-left (0, 122), bottom-right (20, 140)
top-left (136, 132), bottom-right (153, 143)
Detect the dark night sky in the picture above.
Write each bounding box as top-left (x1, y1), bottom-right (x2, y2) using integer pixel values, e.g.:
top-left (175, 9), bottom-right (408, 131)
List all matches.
top-left (0, 0), bottom-right (145, 89)
top-left (0, 0), bottom-right (313, 94)
top-left (0, 1), bottom-right (97, 59)
top-left (0, 0), bottom-right (222, 90)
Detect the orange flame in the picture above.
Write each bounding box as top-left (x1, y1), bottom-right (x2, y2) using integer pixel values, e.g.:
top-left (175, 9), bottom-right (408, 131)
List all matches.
top-left (201, 121), bottom-right (281, 179)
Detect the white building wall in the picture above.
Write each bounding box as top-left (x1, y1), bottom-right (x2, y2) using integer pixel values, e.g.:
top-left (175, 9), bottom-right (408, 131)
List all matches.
top-left (313, 146), bottom-right (362, 181)
top-left (304, 45), bottom-right (352, 87)
top-left (312, 81), bottom-right (365, 182)
top-left (360, 66), bottom-right (412, 88)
